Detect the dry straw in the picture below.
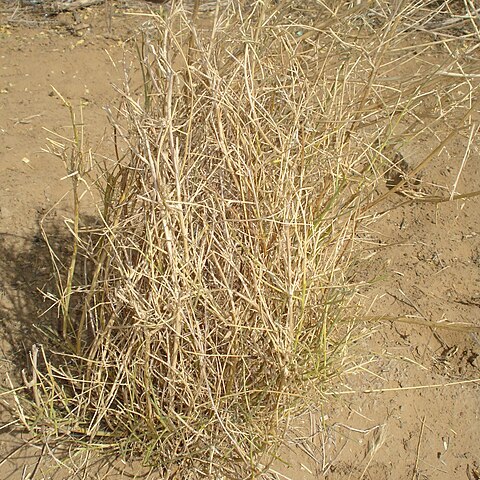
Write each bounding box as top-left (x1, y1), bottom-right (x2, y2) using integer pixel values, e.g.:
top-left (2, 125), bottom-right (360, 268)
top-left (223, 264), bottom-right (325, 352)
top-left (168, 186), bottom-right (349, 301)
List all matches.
top-left (15, 0), bottom-right (479, 478)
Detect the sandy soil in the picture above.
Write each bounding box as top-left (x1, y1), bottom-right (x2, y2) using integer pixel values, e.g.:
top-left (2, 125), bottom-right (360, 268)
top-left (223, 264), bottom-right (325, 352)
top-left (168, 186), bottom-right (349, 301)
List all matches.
top-left (0, 2), bottom-right (479, 479)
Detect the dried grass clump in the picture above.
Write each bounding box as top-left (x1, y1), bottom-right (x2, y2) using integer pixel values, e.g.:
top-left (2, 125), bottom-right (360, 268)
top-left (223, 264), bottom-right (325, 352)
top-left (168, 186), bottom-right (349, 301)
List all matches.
top-left (17, 1), bottom-right (479, 478)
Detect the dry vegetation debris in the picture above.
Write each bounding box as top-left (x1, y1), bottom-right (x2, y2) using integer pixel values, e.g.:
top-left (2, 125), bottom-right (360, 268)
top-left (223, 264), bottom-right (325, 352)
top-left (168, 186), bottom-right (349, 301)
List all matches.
top-left (2, 0), bottom-right (479, 478)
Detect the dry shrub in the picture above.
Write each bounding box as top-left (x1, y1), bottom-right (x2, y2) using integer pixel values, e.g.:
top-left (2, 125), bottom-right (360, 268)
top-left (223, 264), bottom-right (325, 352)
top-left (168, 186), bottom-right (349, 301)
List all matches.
top-left (18, 1), bottom-right (479, 478)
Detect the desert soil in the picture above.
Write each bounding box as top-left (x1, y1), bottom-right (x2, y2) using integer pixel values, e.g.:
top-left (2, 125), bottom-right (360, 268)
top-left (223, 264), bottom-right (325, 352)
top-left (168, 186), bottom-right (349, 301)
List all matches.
top-left (0, 2), bottom-right (479, 479)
